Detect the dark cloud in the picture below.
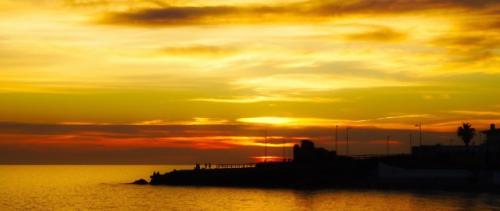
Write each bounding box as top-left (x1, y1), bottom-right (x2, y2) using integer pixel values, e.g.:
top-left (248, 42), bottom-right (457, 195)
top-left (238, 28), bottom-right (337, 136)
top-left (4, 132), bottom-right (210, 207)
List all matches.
top-left (0, 122), bottom-right (256, 138)
top-left (0, 121), bottom-right (462, 164)
top-left (100, 5), bottom-right (293, 26)
top-left (107, 6), bottom-right (235, 25)
top-left (63, 0), bottom-right (169, 9)
top-left (313, 0), bottom-right (498, 14)
top-left (432, 34), bottom-right (500, 62)
top-left (434, 35), bottom-right (496, 47)
top-left (99, 0), bottom-right (500, 26)
top-left (465, 20), bottom-right (500, 35)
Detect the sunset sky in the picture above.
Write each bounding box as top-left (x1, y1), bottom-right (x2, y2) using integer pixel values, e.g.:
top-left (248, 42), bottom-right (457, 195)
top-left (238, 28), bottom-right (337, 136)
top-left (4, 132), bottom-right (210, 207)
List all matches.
top-left (0, 0), bottom-right (499, 164)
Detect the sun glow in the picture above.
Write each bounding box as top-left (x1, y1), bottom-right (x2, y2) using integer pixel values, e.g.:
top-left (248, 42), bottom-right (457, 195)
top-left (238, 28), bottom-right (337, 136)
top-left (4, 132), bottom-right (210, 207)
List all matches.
top-left (251, 156), bottom-right (285, 162)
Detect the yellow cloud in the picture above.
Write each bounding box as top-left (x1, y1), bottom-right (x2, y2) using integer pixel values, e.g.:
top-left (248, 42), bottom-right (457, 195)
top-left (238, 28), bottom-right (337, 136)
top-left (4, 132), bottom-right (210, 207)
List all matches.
top-left (160, 45), bottom-right (240, 57)
top-left (191, 96), bottom-right (342, 103)
top-left (232, 74), bottom-right (414, 92)
top-left (345, 28), bottom-right (407, 42)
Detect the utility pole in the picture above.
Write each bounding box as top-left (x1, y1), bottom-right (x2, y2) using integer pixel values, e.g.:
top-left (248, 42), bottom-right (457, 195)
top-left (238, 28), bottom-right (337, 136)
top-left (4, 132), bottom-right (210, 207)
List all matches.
top-left (409, 134), bottom-right (413, 154)
top-left (409, 134), bottom-right (413, 147)
top-left (419, 122), bottom-right (423, 146)
top-left (386, 136), bottom-right (390, 156)
top-left (264, 128), bottom-right (268, 163)
top-left (282, 138), bottom-right (285, 162)
top-left (346, 127), bottom-right (350, 156)
top-left (335, 125), bottom-right (338, 153)
top-left (415, 122), bottom-right (423, 146)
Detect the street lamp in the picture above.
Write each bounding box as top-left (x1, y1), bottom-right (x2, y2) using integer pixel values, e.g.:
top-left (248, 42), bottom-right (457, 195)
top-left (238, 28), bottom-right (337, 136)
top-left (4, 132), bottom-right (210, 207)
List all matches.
top-left (386, 136), bottom-right (390, 156)
top-left (415, 122), bottom-right (423, 146)
top-left (335, 125), bottom-right (338, 152)
top-left (346, 127), bottom-right (350, 156)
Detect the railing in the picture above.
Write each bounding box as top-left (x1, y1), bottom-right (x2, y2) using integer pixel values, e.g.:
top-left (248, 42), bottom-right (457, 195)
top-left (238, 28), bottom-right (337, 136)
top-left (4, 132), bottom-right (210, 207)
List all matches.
top-left (214, 163), bottom-right (257, 169)
top-left (350, 154), bottom-right (409, 160)
top-left (204, 155), bottom-right (410, 169)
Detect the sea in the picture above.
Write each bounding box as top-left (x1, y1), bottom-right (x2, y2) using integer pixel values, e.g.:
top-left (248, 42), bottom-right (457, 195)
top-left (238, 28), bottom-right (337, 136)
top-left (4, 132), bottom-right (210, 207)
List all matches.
top-left (1, 165), bottom-right (500, 210)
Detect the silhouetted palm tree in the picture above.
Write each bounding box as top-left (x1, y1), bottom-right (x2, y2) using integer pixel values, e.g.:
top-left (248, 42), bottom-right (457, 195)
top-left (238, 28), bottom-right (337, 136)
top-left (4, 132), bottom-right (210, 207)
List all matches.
top-left (457, 123), bottom-right (475, 148)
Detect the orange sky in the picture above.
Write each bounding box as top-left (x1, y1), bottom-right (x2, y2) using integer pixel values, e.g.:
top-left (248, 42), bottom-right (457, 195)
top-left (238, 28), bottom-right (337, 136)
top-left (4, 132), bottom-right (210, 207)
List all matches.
top-left (0, 0), bottom-right (499, 163)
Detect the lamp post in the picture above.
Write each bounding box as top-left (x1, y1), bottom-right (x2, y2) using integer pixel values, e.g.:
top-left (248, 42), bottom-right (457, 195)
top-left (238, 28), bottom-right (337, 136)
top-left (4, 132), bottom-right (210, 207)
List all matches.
top-left (282, 137), bottom-right (285, 162)
top-left (386, 136), bottom-right (390, 156)
top-left (415, 122), bottom-right (423, 146)
top-left (346, 127), bottom-right (350, 156)
top-left (409, 133), bottom-right (413, 153)
top-left (335, 125), bottom-right (338, 153)
top-left (264, 128), bottom-right (268, 163)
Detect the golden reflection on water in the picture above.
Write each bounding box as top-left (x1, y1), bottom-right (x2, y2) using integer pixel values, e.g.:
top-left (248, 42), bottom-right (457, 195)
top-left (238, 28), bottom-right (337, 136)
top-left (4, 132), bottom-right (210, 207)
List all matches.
top-left (1, 165), bottom-right (500, 210)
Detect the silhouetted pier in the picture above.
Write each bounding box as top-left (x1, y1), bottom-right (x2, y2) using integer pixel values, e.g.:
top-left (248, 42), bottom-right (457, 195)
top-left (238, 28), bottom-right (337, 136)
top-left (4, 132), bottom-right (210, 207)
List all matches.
top-left (211, 155), bottom-right (406, 168)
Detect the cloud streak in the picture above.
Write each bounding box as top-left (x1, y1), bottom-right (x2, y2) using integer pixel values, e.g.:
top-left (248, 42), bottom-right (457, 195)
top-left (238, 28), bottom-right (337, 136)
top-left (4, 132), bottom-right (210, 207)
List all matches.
top-left (0, 120), bottom-right (475, 163)
top-left (99, 0), bottom-right (500, 26)
top-left (160, 45), bottom-right (239, 57)
top-left (432, 34), bottom-right (500, 62)
top-left (345, 28), bottom-right (407, 42)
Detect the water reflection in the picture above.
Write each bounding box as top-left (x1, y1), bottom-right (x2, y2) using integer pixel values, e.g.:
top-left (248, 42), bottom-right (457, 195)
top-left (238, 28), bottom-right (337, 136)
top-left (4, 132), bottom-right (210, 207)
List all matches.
top-left (1, 165), bottom-right (500, 210)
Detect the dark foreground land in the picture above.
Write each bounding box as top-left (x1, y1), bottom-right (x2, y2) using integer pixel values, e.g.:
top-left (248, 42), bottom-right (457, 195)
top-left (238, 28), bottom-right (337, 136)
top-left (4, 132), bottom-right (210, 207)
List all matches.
top-left (136, 135), bottom-right (500, 192)
top-left (150, 158), bottom-right (374, 189)
top-left (139, 156), bottom-right (500, 192)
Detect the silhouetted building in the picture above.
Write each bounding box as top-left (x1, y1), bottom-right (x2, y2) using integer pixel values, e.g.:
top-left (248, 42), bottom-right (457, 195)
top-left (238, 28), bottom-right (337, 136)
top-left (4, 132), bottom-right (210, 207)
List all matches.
top-left (483, 124), bottom-right (500, 145)
top-left (481, 124), bottom-right (500, 163)
top-left (293, 140), bottom-right (336, 163)
top-left (412, 123), bottom-right (500, 158)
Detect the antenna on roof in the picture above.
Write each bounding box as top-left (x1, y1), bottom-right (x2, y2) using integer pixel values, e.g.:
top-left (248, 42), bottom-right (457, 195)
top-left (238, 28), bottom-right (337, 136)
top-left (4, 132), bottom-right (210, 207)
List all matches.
top-left (264, 127), bottom-right (268, 163)
top-left (415, 122), bottom-right (423, 146)
top-left (335, 125), bottom-right (338, 153)
top-left (282, 137), bottom-right (285, 162)
top-left (386, 135), bottom-right (390, 156)
top-left (409, 133), bottom-right (413, 147)
top-left (346, 127), bottom-right (350, 156)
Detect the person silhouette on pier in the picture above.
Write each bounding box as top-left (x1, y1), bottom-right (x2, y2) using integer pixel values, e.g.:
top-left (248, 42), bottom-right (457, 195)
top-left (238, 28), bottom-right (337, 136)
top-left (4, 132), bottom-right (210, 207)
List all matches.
top-left (195, 163), bottom-right (201, 171)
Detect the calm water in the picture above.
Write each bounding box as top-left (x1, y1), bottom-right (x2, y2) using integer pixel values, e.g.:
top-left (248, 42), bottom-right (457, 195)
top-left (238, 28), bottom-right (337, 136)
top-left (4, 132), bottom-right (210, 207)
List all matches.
top-left (1, 165), bottom-right (500, 210)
